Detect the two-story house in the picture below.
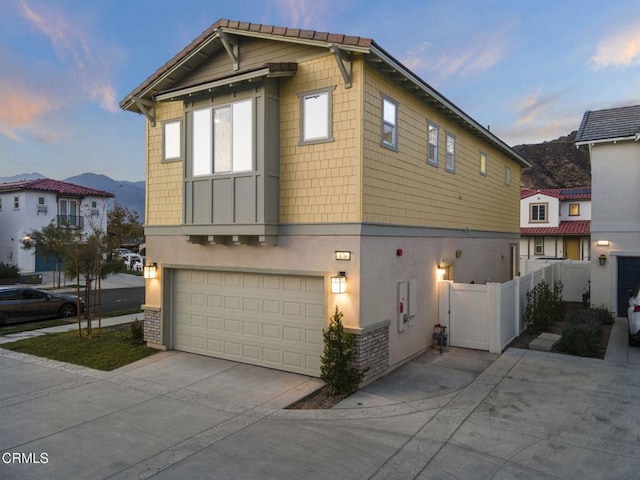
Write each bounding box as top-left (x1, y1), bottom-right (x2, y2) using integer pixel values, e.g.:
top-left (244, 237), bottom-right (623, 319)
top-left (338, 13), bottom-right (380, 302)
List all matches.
top-left (576, 105), bottom-right (640, 316)
top-left (0, 178), bottom-right (114, 273)
top-left (120, 19), bottom-right (529, 380)
top-left (520, 187), bottom-right (591, 262)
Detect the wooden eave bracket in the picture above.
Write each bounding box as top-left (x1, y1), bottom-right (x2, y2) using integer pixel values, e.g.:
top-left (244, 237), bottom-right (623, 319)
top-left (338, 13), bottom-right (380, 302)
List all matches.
top-left (131, 96), bottom-right (155, 127)
top-left (218, 30), bottom-right (239, 71)
top-left (330, 44), bottom-right (352, 88)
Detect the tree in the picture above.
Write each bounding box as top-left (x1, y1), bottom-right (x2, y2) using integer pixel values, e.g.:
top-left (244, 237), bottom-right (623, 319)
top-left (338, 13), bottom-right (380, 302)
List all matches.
top-left (320, 306), bottom-right (363, 395)
top-left (24, 222), bottom-right (79, 288)
top-left (107, 203), bottom-right (143, 249)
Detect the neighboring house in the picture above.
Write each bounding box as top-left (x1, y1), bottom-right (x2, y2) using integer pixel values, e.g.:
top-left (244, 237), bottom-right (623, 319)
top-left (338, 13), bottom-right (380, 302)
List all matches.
top-left (0, 179), bottom-right (114, 273)
top-left (520, 187), bottom-right (591, 261)
top-left (576, 104), bottom-right (640, 316)
top-left (120, 19), bottom-right (529, 380)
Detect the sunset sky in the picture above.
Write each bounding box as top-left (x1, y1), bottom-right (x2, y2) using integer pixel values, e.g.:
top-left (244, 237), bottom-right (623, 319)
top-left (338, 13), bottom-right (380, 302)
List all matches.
top-left (2, 0), bottom-right (640, 181)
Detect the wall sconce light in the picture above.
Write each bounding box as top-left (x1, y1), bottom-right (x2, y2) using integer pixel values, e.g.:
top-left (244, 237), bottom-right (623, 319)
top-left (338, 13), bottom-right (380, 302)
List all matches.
top-left (22, 235), bottom-right (33, 249)
top-left (598, 254), bottom-right (607, 266)
top-left (596, 240), bottom-right (610, 247)
top-left (143, 262), bottom-right (158, 279)
top-left (331, 271), bottom-right (347, 294)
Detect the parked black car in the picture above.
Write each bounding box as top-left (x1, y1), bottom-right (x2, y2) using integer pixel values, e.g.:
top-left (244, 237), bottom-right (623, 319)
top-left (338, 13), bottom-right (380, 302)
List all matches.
top-left (0, 287), bottom-right (84, 325)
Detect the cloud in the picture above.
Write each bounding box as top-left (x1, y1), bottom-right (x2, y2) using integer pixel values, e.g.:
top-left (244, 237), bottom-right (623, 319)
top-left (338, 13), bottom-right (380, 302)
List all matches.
top-left (591, 22), bottom-right (640, 69)
top-left (413, 23), bottom-right (512, 82)
top-left (0, 80), bottom-right (59, 142)
top-left (274, 0), bottom-right (329, 28)
top-left (17, 0), bottom-right (119, 112)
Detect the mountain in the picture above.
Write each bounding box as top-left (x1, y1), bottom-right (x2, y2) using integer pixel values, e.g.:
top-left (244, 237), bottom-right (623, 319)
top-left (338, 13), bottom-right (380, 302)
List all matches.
top-left (64, 173), bottom-right (145, 218)
top-left (0, 172), bottom-right (145, 218)
top-left (513, 131), bottom-right (591, 189)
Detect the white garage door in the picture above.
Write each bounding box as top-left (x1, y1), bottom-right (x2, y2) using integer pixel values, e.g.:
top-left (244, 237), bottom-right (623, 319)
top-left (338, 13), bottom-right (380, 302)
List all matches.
top-left (172, 270), bottom-right (326, 376)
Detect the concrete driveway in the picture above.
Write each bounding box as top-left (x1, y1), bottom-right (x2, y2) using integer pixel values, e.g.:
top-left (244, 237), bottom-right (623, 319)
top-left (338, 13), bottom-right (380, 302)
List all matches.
top-left (2, 318), bottom-right (640, 479)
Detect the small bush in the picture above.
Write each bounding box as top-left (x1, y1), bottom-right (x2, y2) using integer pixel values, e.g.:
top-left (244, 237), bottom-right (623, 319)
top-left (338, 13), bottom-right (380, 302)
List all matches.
top-left (130, 318), bottom-right (144, 345)
top-left (555, 307), bottom-right (608, 357)
top-left (525, 280), bottom-right (564, 333)
top-left (0, 262), bottom-right (20, 278)
top-left (592, 304), bottom-right (615, 326)
top-left (320, 306), bottom-right (363, 396)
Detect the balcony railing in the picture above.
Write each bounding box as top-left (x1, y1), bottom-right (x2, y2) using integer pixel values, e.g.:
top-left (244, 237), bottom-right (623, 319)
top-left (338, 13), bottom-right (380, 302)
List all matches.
top-left (57, 215), bottom-right (84, 229)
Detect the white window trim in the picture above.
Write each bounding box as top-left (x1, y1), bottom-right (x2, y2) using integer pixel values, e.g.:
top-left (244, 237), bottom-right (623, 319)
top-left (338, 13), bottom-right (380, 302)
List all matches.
top-left (534, 237), bottom-right (544, 255)
top-left (445, 132), bottom-right (456, 172)
top-left (428, 122), bottom-right (439, 166)
top-left (298, 86), bottom-right (335, 145)
top-left (381, 95), bottom-right (398, 151)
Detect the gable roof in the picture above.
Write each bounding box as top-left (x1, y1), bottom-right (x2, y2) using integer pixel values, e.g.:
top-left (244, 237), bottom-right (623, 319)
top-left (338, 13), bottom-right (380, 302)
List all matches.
top-left (0, 178), bottom-right (114, 198)
top-left (521, 220), bottom-right (590, 237)
top-left (576, 105), bottom-right (640, 144)
top-left (120, 18), bottom-right (529, 168)
top-left (521, 187), bottom-right (591, 201)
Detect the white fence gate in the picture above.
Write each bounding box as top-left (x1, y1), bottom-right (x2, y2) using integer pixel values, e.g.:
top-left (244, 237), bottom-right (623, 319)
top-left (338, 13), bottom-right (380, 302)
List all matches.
top-left (438, 261), bottom-right (590, 353)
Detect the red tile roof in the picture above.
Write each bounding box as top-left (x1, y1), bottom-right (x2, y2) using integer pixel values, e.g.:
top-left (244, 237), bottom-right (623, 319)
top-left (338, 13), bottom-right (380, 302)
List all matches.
top-left (521, 187), bottom-right (591, 201)
top-left (0, 178), bottom-right (114, 198)
top-left (521, 220), bottom-right (590, 236)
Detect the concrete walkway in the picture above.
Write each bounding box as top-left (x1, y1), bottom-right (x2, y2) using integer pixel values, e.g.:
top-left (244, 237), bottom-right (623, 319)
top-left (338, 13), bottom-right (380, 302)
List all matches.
top-left (1, 305), bottom-right (640, 478)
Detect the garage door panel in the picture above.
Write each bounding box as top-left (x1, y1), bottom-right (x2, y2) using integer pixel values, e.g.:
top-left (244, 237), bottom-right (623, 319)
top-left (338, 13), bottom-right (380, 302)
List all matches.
top-left (173, 270), bottom-right (325, 376)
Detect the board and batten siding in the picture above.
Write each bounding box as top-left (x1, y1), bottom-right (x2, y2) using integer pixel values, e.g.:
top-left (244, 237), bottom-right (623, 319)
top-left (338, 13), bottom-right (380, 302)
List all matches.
top-left (362, 64), bottom-right (521, 233)
top-left (146, 101), bottom-right (184, 226)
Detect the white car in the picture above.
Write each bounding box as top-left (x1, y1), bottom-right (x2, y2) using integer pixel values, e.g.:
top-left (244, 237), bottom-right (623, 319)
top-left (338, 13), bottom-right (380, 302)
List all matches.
top-left (627, 287), bottom-right (640, 346)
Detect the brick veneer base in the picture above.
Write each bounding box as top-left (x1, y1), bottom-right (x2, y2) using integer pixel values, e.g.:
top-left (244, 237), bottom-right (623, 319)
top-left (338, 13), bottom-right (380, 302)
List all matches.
top-left (352, 324), bottom-right (389, 382)
top-left (143, 308), bottom-right (161, 346)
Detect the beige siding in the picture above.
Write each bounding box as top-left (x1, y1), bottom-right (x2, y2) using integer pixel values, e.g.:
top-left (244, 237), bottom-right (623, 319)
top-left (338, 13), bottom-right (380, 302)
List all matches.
top-left (173, 37), bottom-right (323, 89)
top-left (362, 64), bottom-right (521, 233)
top-left (279, 54), bottom-right (363, 224)
top-left (146, 101), bottom-right (184, 226)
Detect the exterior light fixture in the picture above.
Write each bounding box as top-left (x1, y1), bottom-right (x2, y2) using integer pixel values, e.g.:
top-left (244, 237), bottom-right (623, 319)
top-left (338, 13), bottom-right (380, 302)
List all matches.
top-left (598, 254), bottom-right (607, 266)
top-left (331, 271), bottom-right (347, 294)
top-left (596, 240), bottom-right (610, 247)
top-left (144, 263), bottom-right (158, 279)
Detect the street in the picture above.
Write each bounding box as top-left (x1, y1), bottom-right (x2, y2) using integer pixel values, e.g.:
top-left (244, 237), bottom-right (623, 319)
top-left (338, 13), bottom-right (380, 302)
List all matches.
top-left (84, 286), bottom-right (144, 316)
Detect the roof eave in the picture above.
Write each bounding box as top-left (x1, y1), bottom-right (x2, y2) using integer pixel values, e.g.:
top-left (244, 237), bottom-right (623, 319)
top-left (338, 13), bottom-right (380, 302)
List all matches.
top-left (576, 135), bottom-right (637, 146)
top-left (368, 44), bottom-right (530, 168)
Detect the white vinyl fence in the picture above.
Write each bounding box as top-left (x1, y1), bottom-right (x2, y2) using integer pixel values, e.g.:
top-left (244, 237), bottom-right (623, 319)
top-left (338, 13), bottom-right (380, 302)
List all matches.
top-left (438, 260), bottom-right (590, 354)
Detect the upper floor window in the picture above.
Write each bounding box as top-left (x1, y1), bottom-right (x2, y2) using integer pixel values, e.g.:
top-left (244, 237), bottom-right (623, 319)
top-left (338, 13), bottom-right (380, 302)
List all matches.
top-left (0, 198), bottom-right (3, 211)
top-left (480, 152), bottom-right (488, 176)
top-left (193, 99), bottom-right (253, 176)
top-left (505, 166), bottom-right (512, 186)
top-left (163, 119), bottom-right (182, 161)
top-left (569, 203), bottom-right (580, 216)
top-left (13, 197), bottom-right (19, 209)
top-left (445, 133), bottom-right (456, 172)
top-left (530, 203), bottom-right (548, 222)
top-left (381, 96), bottom-right (398, 150)
top-left (428, 123), bottom-right (438, 166)
top-left (299, 87), bottom-right (334, 144)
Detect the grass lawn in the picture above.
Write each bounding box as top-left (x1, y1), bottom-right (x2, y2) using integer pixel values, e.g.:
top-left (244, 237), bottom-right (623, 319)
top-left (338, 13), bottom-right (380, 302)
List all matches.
top-left (0, 326), bottom-right (158, 371)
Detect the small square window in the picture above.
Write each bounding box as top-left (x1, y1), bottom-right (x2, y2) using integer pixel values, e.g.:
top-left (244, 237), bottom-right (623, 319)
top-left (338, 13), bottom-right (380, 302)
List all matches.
top-left (163, 119), bottom-right (182, 161)
top-left (445, 133), bottom-right (456, 172)
top-left (569, 203), bottom-right (580, 216)
top-left (428, 123), bottom-right (438, 166)
top-left (38, 197), bottom-right (45, 205)
top-left (381, 96), bottom-right (398, 150)
top-left (480, 152), bottom-right (488, 176)
top-left (299, 87), bottom-right (335, 145)
top-left (530, 203), bottom-right (548, 222)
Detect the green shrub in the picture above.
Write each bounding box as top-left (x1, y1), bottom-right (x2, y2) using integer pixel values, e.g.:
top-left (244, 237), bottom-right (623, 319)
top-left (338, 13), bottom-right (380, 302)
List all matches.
top-left (592, 304), bottom-right (615, 326)
top-left (525, 280), bottom-right (564, 333)
top-left (320, 306), bottom-right (363, 396)
top-left (130, 318), bottom-right (144, 345)
top-left (0, 262), bottom-right (20, 278)
top-left (555, 307), bottom-right (608, 357)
